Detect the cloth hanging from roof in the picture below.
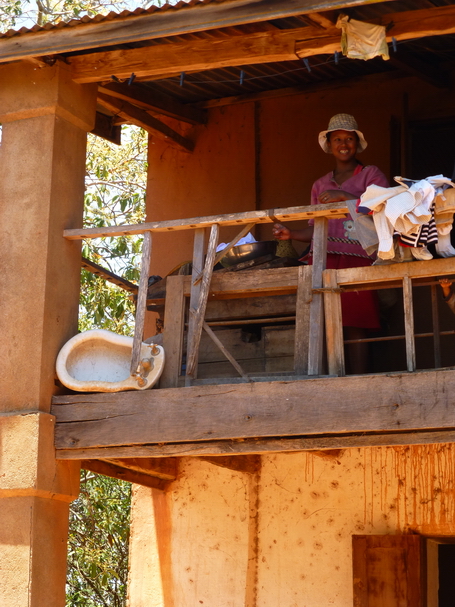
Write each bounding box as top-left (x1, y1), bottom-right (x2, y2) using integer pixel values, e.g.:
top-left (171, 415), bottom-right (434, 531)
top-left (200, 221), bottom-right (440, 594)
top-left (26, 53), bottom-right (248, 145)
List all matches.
top-left (336, 14), bottom-right (389, 61)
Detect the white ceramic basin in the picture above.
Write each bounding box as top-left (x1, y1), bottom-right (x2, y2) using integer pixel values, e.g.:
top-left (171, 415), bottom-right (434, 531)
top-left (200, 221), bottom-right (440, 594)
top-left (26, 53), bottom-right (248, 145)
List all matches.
top-left (56, 329), bottom-right (165, 392)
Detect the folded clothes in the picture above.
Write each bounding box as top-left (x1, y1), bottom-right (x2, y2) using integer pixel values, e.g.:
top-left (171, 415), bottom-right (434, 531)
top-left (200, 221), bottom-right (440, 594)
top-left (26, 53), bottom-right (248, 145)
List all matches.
top-left (357, 177), bottom-right (455, 260)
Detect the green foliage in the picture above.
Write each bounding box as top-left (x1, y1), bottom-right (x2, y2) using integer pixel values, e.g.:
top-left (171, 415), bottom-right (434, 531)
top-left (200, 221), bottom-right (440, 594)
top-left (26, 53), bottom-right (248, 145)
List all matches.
top-left (66, 471), bottom-right (132, 607)
top-left (79, 126), bottom-right (147, 335)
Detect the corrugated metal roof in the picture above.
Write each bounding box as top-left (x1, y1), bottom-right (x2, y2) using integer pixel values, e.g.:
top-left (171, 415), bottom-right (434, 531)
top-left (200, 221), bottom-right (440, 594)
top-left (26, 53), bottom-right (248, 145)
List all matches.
top-left (0, 0), bottom-right (210, 39)
top-left (3, 0), bottom-right (451, 40)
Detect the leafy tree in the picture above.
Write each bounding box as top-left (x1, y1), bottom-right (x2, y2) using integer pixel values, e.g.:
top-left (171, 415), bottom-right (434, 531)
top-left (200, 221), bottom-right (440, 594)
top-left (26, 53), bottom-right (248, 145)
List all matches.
top-left (79, 126), bottom-right (148, 335)
top-left (73, 128), bottom-right (148, 604)
top-left (66, 471), bottom-right (132, 607)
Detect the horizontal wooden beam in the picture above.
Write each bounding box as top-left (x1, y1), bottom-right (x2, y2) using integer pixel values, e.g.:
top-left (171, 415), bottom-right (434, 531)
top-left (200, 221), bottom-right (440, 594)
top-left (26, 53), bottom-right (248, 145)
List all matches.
top-left (70, 26), bottom-right (310, 83)
top-left (102, 457), bottom-right (178, 479)
top-left (97, 93), bottom-right (194, 152)
top-left (99, 82), bottom-right (207, 125)
top-left (60, 428), bottom-right (455, 458)
top-left (69, 5), bottom-right (455, 84)
top-left (81, 459), bottom-right (173, 489)
top-left (198, 455), bottom-right (260, 474)
top-left (182, 267), bottom-right (299, 298)
top-left (0, 0), bottom-right (388, 64)
top-left (295, 5), bottom-right (455, 58)
top-left (333, 256), bottom-right (455, 286)
top-left (52, 368), bottom-right (455, 451)
top-left (63, 202), bottom-right (347, 240)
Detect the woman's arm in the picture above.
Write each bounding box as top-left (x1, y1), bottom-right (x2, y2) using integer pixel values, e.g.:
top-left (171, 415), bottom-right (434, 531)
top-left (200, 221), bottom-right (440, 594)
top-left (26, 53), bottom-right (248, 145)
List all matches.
top-left (318, 189), bottom-right (357, 204)
top-left (272, 222), bottom-right (314, 242)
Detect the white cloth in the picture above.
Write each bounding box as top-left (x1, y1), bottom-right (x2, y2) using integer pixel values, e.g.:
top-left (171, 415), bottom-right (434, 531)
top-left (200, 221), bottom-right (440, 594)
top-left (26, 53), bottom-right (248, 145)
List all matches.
top-left (436, 233), bottom-right (455, 258)
top-left (216, 232), bottom-right (256, 253)
top-left (359, 180), bottom-right (436, 259)
top-left (337, 14), bottom-right (389, 61)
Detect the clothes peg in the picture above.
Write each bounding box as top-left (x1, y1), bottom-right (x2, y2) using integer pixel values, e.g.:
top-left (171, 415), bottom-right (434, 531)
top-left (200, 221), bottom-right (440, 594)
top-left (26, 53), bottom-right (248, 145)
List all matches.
top-left (302, 58), bottom-right (311, 73)
top-left (240, 70), bottom-right (245, 85)
top-left (180, 72), bottom-right (185, 87)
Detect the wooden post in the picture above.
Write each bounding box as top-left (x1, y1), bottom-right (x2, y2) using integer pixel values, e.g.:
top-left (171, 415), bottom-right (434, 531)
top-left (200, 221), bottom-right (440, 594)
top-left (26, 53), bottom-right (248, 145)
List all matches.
top-left (185, 229), bottom-right (205, 384)
top-left (308, 217), bottom-right (328, 375)
top-left (293, 265), bottom-right (312, 375)
top-left (403, 275), bottom-right (416, 372)
top-left (431, 283), bottom-right (441, 369)
top-left (130, 231), bottom-right (153, 377)
top-left (186, 224), bottom-right (219, 384)
top-left (160, 275), bottom-right (186, 388)
top-left (323, 268), bottom-right (345, 376)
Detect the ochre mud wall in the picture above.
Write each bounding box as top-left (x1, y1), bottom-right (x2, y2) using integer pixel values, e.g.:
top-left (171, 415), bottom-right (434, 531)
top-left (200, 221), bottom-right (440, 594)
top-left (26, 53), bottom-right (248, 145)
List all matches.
top-left (128, 444), bottom-right (455, 607)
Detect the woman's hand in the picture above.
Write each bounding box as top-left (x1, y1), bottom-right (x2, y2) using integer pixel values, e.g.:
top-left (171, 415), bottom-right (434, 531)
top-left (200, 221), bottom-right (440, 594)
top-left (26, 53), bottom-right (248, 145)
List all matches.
top-left (439, 278), bottom-right (453, 298)
top-left (272, 223), bottom-right (291, 240)
top-left (318, 189), bottom-right (354, 204)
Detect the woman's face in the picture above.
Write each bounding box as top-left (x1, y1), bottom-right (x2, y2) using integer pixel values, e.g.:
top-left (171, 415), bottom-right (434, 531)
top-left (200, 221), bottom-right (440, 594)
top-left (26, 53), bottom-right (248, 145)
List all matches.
top-left (327, 129), bottom-right (359, 162)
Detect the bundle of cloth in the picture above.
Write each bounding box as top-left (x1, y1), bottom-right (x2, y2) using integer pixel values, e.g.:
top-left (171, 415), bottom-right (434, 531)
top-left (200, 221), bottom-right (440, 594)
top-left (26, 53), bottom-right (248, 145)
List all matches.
top-left (355, 175), bottom-right (455, 262)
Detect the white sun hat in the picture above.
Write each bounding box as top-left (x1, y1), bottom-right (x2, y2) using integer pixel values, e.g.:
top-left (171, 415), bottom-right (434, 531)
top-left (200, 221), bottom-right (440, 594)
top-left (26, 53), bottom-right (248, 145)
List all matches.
top-left (318, 113), bottom-right (368, 154)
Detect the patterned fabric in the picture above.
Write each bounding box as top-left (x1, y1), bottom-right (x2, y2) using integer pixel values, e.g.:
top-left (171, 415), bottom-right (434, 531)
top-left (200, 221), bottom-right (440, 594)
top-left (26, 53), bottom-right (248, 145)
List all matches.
top-left (309, 164), bottom-right (389, 258)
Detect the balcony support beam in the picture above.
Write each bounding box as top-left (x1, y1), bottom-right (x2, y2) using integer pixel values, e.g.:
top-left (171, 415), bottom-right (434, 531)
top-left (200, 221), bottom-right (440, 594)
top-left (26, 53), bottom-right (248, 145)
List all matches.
top-left (53, 367), bottom-right (455, 455)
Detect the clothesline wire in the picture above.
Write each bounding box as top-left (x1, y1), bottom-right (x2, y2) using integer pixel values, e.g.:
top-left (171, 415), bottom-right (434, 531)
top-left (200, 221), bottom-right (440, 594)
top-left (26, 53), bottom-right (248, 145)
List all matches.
top-left (171, 38), bottom-right (407, 86)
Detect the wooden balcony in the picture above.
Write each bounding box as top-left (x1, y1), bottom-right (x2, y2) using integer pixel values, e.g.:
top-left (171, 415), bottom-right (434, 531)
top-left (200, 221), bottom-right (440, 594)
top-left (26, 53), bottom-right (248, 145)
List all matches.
top-left (52, 203), bottom-right (455, 465)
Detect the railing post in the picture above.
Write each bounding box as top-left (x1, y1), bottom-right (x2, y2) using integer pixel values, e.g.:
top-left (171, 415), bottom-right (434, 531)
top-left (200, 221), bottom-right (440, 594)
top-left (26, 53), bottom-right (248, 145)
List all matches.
top-left (431, 283), bottom-right (442, 369)
top-left (294, 265), bottom-right (312, 375)
top-left (403, 275), bottom-right (416, 372)
top-left (186, 224), bottom-right (219, 385)
top-left (323, 268), bottom-right (345, 376)
top-left (308, 216), bottom-right (328, 375)
top-left (160, 275), bottom-right (186, 388)
top-left (185, 228), bottom-right (205, 385)
top-left (130, 231), bottom-right (152, 378)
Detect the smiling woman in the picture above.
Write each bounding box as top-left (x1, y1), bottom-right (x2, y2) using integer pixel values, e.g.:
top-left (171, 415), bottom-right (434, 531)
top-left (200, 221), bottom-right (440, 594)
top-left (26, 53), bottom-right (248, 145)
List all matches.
top-left (272, 113), bottom-right (389, 374)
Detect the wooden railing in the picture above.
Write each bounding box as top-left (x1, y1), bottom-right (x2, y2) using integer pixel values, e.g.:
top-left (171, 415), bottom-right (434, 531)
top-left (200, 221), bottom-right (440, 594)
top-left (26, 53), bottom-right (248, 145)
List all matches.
top-left (66, 203), bottom-right (455, 386)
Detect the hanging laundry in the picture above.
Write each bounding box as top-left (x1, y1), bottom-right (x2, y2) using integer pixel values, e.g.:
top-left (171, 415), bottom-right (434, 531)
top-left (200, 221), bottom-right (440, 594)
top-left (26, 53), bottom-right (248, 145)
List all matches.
top-left (357, 175), bottom-right (455, 261)
top-left (336, 14), bottom-right (389, 62)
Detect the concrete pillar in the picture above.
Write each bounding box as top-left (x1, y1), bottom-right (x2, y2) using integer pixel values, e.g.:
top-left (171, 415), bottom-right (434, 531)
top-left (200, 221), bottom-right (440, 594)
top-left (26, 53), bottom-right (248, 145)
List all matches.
top-left (0, 60), bottom-right (97, 606)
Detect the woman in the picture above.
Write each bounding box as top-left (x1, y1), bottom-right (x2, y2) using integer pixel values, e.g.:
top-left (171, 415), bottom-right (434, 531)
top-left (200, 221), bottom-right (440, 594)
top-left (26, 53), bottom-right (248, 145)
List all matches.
top-left (273, 113), bottom-right (389, 373)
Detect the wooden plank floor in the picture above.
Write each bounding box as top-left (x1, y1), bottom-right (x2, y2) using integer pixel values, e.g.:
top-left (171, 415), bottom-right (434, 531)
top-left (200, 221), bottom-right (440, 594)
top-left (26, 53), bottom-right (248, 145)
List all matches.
top-left (53, 367), bottom-right (455, 458)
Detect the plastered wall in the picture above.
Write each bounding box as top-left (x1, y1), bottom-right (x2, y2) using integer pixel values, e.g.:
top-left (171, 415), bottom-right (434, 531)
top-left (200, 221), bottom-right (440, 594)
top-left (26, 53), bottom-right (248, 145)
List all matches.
top-left (146, 74), bottom-right (455, 281)
top-left (128, 445), bottom-right (455, 607)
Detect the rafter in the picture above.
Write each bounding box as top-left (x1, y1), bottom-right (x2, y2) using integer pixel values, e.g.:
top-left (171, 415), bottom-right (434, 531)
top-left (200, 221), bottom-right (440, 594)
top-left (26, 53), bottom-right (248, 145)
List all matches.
top-left (81, 459), bottom-right (174, 489)
top-left (0, 0), bottom-right (391, 64)
top-left (99, 81), bottom-right (207, 125)
top-left (97, 92), bottom-right (194, 152)
top-left (296, 5), bottom-right (455, 57)
top-left (67, 5), bottom-right (455, 84)
top-left (302, 11), bottom-right (335, 29)
top-left (388, 50), bottom-right (447, 89)
top-left (70, 26), bottom-right (311, 83)
top-left (91, 111), bottom-right (122, 144)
